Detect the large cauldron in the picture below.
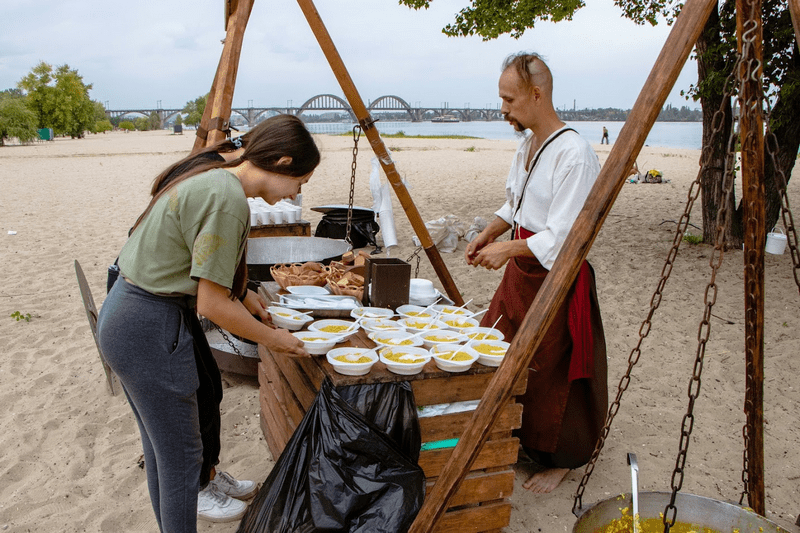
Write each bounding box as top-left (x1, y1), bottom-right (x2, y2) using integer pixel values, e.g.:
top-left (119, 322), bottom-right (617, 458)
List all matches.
top-left (246, 236), bottom-right (351, 282)
top-left (573, 492), bottom-right (790, 532)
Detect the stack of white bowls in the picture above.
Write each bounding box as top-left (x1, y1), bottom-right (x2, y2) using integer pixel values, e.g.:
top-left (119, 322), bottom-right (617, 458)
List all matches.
top-left (408, 278), bottom-right (439, 306)
top-left (248, 198), bottom-right (303, 226)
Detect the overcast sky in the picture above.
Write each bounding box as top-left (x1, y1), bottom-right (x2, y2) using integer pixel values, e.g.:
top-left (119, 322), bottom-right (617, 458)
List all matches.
top-left (1, 0), bottom-right (698, 113)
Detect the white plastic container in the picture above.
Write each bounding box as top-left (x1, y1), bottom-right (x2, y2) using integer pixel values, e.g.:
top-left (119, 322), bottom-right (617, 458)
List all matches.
top-left (766, 227), bottom-right (787, 255)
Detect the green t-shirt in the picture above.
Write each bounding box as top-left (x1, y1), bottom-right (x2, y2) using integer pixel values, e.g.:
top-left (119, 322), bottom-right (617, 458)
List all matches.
top-left (118, 168), bottom-right (250, 297)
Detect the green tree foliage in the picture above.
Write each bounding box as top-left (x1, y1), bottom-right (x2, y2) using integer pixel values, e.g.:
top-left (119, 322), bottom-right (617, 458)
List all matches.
top-left (182, 94), bottom-right (207, 126)
top-left (0, 93), bottom-right (39, 145)
top-left (119, 120), bottom-right (135, 132)
top-left (134, 117), bottom-right (149, 131)
top-left (148, 111), bottom-right (161, 130)
top-left (94, 119), bottom-right (113, 133)
top-left (16, 62), bottom-right (95, 138)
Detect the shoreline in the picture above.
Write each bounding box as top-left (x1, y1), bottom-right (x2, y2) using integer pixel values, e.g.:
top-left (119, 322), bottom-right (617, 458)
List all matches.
top-left (1, 130), bottom-right (798, 532)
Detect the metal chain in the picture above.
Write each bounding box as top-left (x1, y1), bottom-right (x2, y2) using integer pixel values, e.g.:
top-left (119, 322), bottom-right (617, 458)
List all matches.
top-left (571, 45), bottom-right (742, 518)
top-left (213, 323), bottom-right (246, 358)
top-left (763, 117), bottom-right (800, 294)
top-left (662, 14), bottom-right (757, 532)
top-left (406, 246), bottom-right (423, 278)
top-left (345, 125), bottom-right (361, 247)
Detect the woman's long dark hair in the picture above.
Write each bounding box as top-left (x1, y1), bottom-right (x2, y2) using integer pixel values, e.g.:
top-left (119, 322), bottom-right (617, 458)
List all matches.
top-left (132, 114), bottom-right (320, 298)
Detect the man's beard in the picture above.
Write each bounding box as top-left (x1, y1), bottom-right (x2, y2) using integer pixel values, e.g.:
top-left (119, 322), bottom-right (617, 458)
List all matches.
top-left (504, 114), bottom-right (525, 132)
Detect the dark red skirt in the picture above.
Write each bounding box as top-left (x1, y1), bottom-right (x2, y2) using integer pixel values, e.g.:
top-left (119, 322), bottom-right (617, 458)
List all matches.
top-left (481, 231), bottom-right (608, 467)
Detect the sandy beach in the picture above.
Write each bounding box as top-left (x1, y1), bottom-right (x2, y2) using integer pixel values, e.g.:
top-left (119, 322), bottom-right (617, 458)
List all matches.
top-left (1, 129), bottom-right (798, 532)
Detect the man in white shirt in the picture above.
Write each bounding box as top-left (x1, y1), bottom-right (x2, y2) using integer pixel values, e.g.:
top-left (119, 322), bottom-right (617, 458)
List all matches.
top-left (466, 52), bottom-right (608, 494)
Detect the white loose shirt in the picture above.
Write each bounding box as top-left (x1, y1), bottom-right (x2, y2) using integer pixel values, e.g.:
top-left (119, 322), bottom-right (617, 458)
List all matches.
top-left (495, 127), bottom-right (600, 270)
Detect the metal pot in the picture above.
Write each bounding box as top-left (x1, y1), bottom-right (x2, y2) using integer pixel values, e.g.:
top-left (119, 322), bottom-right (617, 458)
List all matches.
top-left (246, 236), bottom-right (352, 281)
top-left (573, 492), bottom-right (790, 532)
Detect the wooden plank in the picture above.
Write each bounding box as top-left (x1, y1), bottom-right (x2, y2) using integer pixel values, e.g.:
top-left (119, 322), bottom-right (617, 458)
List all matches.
top-left (258, 372), bottom-right (293, 458)
top-left (419, 403), bottom-right (522, 443)
top-left (268, 345), bottom-right (319, 411)
top-left (737, 0), bottom-right (766, 515)
top-left (408, 0), bottom-right (718, 529)
top-left (418, 438), bottom-right (518, 479)
top-left (413, 372), bottom-right (527, 406)
top-left (425, 470), bottom-right (514, 509)
top-left (295, 0), bottom-right (463, 306)
top-left (259, 354), bottom-right (306, 428)
top-left (432, 501), bottom-right (511, 533)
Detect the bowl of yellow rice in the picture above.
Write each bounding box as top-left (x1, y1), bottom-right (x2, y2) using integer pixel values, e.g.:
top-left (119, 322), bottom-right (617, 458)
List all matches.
top-left (368, 330), bottom-right (423, 349)
top-left (326, 347), bottom-right (378, 376)
top-left (291, 330), bottom-right (341, 355)
top-left (378, 346), bottom-right (431, 375)
top-left (267, 306), bottom-right (313, 331)
top-left (430, 343), bottom-right (479, 372)
top-left (309, 319), bottom-right (360, 342)
top-left (418, 330), bottom-right (468, 350)
top-left (471, 339), bottom-right (510, 367)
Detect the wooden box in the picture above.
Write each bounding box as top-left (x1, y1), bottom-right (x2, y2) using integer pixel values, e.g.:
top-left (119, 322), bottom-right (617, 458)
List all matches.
top-left (257, 325), bottom-right (526, 533)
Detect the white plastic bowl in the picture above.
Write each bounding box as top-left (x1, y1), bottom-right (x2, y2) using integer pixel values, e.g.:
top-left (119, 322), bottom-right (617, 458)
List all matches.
top-left (291, 330), bottom-right (341, 355)
top-left (430, 343), bottom-right (479, 372)
top-left (432, 304), bottom-right (470, 317)
top-left (326, 348), bottom-right (378, 376)
top-left (418, 330), bottom-right (468, 350)
top-left (395, 304), bottom-right (434, 320)
top-left (309, 319), bottom-right (360, 341)
top-left (368, 330), bottom-right (423, 349)
top-left (361, 318), bottom-right (406, 334)
top-left (471, 339), bottom-right (510, 367)
top-left (350, 306), bottom-right (395, 320)
top-left (461, 327), bottom-right (505, 342)
top-left (440, 315), bottom-right (480, 331)
top-left (397, 317), bottom-right (448, 335)
top-left (378, 346), bottom-right (431, 375)
top-left (267, 306), bottom-right (314, 331)
top-left (286, 285), bottom-right (329, 296)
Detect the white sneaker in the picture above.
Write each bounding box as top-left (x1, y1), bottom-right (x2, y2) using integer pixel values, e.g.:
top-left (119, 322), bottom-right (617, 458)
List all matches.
top-left (210, 471), bottom-right (258, 500)
top-left (197, 485), bottom-right (247, 523)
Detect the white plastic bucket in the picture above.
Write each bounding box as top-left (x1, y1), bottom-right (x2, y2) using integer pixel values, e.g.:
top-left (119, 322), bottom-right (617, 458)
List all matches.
top-left (765, 227), bottom-right (787, 255)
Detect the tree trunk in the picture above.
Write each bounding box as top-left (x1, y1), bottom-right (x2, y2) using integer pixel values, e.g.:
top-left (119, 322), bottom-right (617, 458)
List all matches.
top-left (698, 4), bottom-right (741, 248)
top-left (764, 43), bottom-right (800, 233)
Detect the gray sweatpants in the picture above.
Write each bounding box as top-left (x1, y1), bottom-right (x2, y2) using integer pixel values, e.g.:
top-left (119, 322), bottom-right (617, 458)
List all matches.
top-left (98, 280), bottom-right (203, 533)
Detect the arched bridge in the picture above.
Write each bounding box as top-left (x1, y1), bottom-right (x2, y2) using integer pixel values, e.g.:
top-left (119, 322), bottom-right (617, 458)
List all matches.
top-left (107, 94), bottom-right (505, 128)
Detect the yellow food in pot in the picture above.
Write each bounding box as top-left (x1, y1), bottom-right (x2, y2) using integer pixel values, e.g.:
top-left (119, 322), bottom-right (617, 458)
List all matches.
top-left (597, 506), bottom-right (720, 533)
top-left (473, 343), bottom-right (506, 355)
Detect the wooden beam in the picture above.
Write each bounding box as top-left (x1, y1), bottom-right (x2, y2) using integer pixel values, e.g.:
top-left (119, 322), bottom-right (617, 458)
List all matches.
top-left (407, 0), bottom-right (718, 529)
top-left (736, 0), bottom-right (766, 516)
top-left (193, 0), bottom-right (254, 152)
top-left (789, 0), bottom-right (800, 46)
top-left (294, 0), bottom-right (464, 306)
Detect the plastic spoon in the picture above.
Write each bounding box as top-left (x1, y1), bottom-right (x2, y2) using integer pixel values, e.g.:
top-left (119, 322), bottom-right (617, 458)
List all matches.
top-left (628, 452), bottom-right (640, 533)
top-left (445, 315), bottom-right (502, 359)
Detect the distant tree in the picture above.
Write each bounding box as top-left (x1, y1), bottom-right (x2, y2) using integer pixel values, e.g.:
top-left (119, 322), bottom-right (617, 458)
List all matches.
top-left (95, 119), bottom-right (113, 133)
top-left (0, 96), bottom-right (39, 145)
top-left (148, 111), bottom-right (161, 130)
top-left (119, 120), bottom-right (135, 132)
top-left (134, 117), bottom-right (149, 131)
top-left (175, 113), bottom-right (184, 126)
top-left (16, 62), bottom-right (95, 138)
top-left (183, 94), bottom-right (208, 126)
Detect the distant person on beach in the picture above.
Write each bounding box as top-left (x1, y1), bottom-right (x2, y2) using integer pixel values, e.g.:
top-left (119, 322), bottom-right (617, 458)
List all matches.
top-left (97, 115), bottom-right (319, 531)
top-left (601, 126), bottom-right (609, 144)
top-left (465, 52), bottom-right (608, 494)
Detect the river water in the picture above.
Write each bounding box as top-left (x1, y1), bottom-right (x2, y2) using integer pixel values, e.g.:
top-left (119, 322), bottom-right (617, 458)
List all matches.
top-left (307, 120), bottom-right (702, 150)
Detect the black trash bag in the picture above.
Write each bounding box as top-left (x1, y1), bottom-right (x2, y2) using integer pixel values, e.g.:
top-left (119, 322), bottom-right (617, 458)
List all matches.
top-left (315, 216), bottom-right (380, 249)
top-left (238, 378), bottom-right (425, 533)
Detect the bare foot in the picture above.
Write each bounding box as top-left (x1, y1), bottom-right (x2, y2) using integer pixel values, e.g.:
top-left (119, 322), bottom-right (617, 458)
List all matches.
top-left (522, 467), bottom-right (570, 493)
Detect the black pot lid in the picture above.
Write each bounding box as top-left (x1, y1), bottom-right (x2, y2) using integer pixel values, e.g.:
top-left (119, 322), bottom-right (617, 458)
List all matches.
top-left (311, 204), bottom-right (374, 215)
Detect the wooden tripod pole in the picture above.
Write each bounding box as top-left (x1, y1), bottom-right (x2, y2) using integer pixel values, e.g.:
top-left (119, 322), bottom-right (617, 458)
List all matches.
top-left (737, 0), bottom-right (766, 516)
top-left (789, 0), bottom-right (800, 44)
top-left (295, 0), bottom-right (464, 306)
top-left (192, 0), bottom-right (254, 152)
top-left (407, 0), bottom-right (717, 529)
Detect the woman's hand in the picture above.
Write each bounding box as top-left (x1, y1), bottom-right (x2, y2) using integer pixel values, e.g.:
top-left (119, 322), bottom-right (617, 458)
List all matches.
top-left (241, 289), bottom-right (272, 325)
top-left (264, 328), bottom-right (308, 358)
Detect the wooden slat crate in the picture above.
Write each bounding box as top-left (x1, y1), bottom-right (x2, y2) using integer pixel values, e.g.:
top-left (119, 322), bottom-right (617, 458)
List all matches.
top-left (257, 284), bottom-right (527, 533)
